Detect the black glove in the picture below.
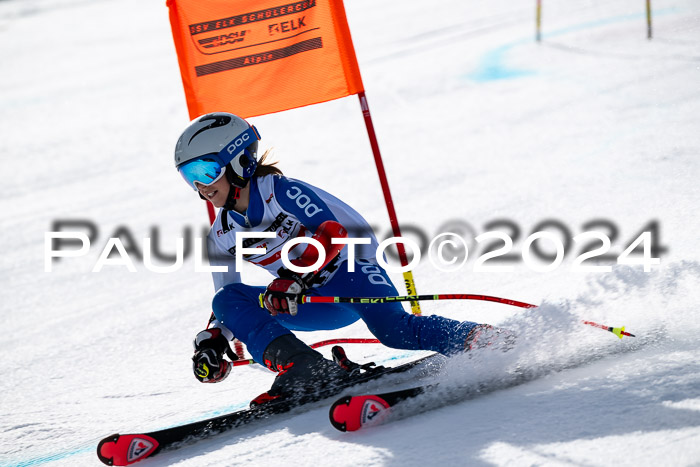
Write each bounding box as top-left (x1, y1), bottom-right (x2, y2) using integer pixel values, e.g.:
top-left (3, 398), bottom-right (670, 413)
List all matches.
top-left (263, 269), bottom-right (309, 316)
top-left (192, 328), bottom-right (237, 383)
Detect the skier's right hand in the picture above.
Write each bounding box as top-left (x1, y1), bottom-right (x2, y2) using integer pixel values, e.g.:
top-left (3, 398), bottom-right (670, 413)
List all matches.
top-left (192, 328), bottom-right (237, 383)
top-left (263, 220), bottom-right (348, 317)
top-left (263, 272), bottom-right (307, 317)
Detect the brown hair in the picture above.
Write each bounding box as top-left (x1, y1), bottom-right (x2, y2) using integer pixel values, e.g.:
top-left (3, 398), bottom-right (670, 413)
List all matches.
top-left (254, 148), bottom-right (283, 177)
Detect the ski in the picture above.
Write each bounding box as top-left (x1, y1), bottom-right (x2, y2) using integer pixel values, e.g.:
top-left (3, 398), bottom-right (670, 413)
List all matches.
top-left (329, 330), bottom-right (653, 433)
top-left (96, 351), bottom-right (442, 466)
top-left (329, 368), bottom-right (569, 433)
top-left (329, 385), bottom-right (434, 432)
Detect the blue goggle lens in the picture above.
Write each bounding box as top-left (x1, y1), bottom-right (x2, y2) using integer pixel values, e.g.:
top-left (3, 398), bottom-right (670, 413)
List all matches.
top-left (178, 157), bottom-right (225, 191)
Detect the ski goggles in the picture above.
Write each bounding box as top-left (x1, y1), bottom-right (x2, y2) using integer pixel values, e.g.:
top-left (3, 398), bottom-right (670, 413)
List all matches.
top-left (177, 126), bottom-right (260, 191)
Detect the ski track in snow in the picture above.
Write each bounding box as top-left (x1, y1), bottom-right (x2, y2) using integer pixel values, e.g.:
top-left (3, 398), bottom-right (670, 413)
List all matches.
top-left (1, 0), bottom-right (699, 465)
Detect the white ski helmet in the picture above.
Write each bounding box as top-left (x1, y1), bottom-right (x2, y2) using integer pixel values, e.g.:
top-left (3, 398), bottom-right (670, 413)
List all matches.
top-left (174, 112), bottom-right (261, 190)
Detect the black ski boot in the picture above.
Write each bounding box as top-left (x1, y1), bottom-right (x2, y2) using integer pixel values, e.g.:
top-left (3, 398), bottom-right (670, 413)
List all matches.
top-left (250, 334), bottom-right (351, 407)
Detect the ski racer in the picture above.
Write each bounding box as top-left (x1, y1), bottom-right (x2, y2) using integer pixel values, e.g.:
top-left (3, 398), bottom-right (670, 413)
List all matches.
top-left (174, 112), bottom-right (494, 404)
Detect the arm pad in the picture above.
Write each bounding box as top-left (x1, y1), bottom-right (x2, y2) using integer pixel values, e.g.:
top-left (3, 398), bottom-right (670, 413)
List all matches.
top-left (293, 220), bottom-right (347, 274)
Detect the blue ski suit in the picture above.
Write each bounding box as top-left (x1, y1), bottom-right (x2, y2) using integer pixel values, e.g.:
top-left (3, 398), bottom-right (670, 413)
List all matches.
top-left (207, 175), bottom-right (478, 364)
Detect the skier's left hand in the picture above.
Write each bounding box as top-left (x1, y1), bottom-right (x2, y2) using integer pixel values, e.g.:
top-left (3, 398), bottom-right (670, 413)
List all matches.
top-left (192, 328), bottom-right (237, 383)
top-left (263, 271), bottom-right (308, 316)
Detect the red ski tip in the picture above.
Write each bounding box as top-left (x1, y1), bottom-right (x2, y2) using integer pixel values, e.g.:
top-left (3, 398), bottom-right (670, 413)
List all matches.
top-left (97, 433), bottom-right (159, 466)
top-left (329, 395), bottom-right (391, 432)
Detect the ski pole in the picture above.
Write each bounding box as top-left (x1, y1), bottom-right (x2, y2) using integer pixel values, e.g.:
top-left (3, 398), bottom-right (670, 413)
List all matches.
top-left (296, 295), bottom-right (638, 338)
top-left (582, 320), bottom-right (635, 338)
top-left (298, 294), bottom-right (537, 309)
top-left (257, 293), bottom-right (638, 340)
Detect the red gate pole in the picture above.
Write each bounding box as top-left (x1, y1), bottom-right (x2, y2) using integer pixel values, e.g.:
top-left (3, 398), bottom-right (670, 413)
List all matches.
top-left (358, 91), bottom-right (422, 315)
top-left (204, 201), bottom-right (244, 358)
top-left (206, 201), bottom-right (216, 224)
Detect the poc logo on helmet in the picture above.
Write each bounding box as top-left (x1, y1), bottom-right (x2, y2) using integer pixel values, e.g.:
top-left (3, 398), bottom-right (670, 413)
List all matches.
top-left (226, 133), bottom-right (250, 155)
top-left (286, 186), bottom-right (323, 217)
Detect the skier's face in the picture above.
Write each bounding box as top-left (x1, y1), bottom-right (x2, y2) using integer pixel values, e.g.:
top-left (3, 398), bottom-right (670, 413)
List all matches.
top-left (195, 175), bottom-right (230, 208)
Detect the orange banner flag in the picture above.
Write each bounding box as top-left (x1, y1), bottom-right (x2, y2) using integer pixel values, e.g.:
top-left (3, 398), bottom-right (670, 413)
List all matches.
top-left (167, 0), bottom-right (365, 119)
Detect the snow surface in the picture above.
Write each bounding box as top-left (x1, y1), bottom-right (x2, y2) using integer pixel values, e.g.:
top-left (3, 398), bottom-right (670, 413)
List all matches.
top-left (1, 0), bottom-right (699, 465)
